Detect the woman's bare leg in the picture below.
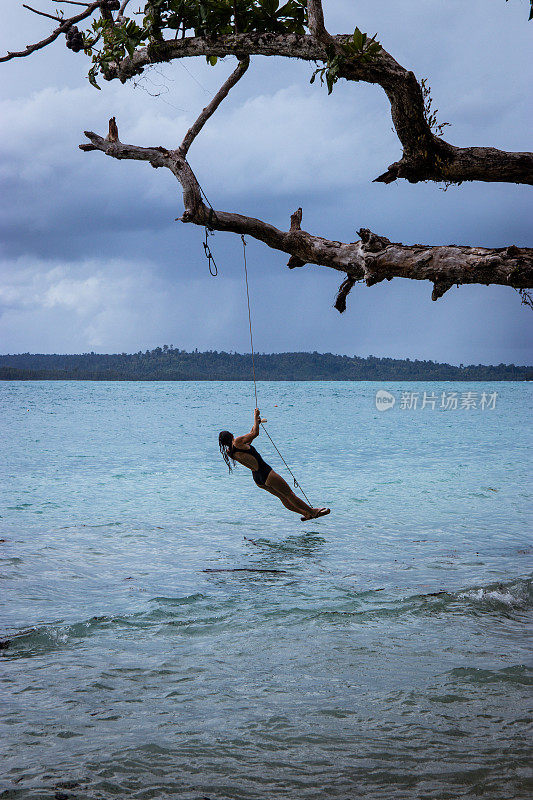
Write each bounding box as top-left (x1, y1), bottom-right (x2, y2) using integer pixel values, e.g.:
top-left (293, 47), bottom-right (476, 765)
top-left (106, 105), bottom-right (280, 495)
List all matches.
top-left (265, 471), bottom-right (314, 517)
top-left (264, 485), bottom-right (305, 515)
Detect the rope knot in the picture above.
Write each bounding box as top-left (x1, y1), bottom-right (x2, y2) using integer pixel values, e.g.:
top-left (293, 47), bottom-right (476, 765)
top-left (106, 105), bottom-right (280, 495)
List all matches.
top-left (203, 228), bottom-right (218, 276)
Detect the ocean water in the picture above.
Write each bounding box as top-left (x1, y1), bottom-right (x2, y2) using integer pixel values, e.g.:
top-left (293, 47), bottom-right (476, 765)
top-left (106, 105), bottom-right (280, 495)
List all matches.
top-left (1, 380), bottom-right (531, 800)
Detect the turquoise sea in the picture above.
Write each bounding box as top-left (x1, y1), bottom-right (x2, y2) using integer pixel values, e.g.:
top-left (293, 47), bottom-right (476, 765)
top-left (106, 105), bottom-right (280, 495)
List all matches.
top-left (1, 380), bottom-right (532, 799)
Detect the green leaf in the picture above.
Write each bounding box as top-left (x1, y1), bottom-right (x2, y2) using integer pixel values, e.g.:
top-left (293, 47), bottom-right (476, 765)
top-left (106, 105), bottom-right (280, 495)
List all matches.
top-left (88, 67), bottom-right (101, 90)
top-left (352, 26), bottom-right (363, 51)
top-left (262, 0), bottom-right (279, 14)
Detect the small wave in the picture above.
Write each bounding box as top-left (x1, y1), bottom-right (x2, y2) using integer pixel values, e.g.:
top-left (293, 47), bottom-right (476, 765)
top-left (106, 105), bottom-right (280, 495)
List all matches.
top-left (0, 617), bottom-right (114, 657)
top-left (447, 664), bottom-right (533, 687)
top-left (0, 593), bottom-right (214, 657)
top-left (455, 578), bottom-right (532, 611)
top-left (59, 522), bottom-right (123, 529)
top-left (0, 556), bottom-right (23, 565)
top-left (150, 593), bottom-right (206, 605)
top-left (459, 588), bottom-right (522, 607)
top-left (0, 611), bottom-right (155, 657)
top-left (407, 577), bottom-right (532, 616)
top-left (298, 577), bottom-right (532, 625)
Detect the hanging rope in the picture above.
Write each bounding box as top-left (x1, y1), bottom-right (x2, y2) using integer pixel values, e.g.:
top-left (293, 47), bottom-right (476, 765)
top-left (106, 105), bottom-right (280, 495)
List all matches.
top-left (199, 182), bottom-right (219, 276)
top-left (203, 228), bottom-right (218, 276)
top-left (241, 235), bottom-right (258, 409)
top-left (240, 235), bottom-right (313, 507)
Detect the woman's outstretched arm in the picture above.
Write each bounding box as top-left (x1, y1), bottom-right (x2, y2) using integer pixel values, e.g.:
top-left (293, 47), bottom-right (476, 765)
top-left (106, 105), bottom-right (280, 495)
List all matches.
top-left (233, 408), bottom-right (260, 447)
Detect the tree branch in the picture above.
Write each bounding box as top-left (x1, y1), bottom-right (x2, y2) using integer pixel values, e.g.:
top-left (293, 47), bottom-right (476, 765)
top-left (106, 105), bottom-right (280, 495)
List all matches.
top-left (0, 1), bottom-right (100, 62)
top-left (179, 57), bottom-right (249, 156)
top-left (79, 121), bottom-right (533, 309)
top-left (354, 228), bottom-right (532, 305)
top-left (117, 0), bottom-right (131, 21)
top-left (107, 33), bottom-right (533, 186)
top-left (307, 0), bottom-right (330, 42)
top-left (22, 4), bottom-right (63, 22)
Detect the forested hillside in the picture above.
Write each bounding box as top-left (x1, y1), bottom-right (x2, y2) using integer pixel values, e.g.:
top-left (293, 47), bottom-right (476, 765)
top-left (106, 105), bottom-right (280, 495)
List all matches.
top-left (0, 348), bottom-right (530, 381)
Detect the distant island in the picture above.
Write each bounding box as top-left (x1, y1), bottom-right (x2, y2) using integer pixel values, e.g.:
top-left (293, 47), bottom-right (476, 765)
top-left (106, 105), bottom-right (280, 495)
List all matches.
top-left (0, 348), bottom-right (530, 381)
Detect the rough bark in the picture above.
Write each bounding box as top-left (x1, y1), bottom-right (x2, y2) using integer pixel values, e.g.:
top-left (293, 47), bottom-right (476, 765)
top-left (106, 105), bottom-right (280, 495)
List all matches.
top-left (79, 119), bottom-right (533, 310)
top-left (307, 0), bottom-right (329, 42)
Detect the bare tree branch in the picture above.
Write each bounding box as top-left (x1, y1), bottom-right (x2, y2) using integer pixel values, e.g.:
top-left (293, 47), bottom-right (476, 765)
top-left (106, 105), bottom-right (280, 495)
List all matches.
top-left (22, 4), bottom-right (63, 22)
top-left (290, 208), bottom-right (303, 231)
top-left (334, 276), bottom-right (356, 313)
top-left (179, 57), bottom-right (250, 156)
top-left (306, 0), bottom-right (330, 42)
top-left (0, 1), bottom-right (100, 62)
top-left (79, 120), bottom-right (533, 309)
top-left (117, 0), bottom-right (131, 20)
top-left (106, 116), bottom-right (119, 141)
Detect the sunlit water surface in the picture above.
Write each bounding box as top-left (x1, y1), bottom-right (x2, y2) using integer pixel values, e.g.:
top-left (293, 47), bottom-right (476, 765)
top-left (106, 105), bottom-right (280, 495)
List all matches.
top-left (1, 381), bottom-right (531, 799)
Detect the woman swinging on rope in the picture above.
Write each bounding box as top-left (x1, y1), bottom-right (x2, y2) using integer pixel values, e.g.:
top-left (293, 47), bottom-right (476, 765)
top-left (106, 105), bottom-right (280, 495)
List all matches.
top-left (219, 409), bottom-right (330, 521)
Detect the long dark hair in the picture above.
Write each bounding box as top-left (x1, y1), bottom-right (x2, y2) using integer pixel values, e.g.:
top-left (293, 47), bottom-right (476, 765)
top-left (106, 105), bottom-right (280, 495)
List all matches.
top-left (219, 431), bottom-right (236, 473)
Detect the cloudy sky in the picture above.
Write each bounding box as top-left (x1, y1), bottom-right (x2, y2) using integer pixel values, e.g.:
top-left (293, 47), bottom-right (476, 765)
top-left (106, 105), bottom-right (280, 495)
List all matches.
top-left (0, 0), bottom-right (532, 364)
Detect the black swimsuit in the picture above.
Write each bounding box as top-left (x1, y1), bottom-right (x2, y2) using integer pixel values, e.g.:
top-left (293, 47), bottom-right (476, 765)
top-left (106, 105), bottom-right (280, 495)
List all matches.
top-left (231, 443), bottom-right (273, 487)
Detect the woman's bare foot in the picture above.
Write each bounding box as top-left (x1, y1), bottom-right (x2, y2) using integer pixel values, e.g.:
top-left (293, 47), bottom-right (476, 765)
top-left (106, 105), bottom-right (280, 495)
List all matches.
top-left (300, 508), bottom-right (330, 522)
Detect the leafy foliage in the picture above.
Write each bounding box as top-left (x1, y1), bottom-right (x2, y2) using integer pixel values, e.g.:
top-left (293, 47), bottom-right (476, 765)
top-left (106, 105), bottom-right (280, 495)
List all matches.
top-left (86, 16), bottom-right (145, 88)
top-left (310, 28), bottom-right (381, 94)
top-left (343, 27), bottom-right (381, 61)
top-left (420, 78), bottom-right (450, 137)
top-left (79, 2), bottom-right (380, 90)
top-left (517, 287), bottom-right (533, 309)
top-left (143, 0), bottom-right (307, 38)
top-left (84, 0), bottom-right (307, 85)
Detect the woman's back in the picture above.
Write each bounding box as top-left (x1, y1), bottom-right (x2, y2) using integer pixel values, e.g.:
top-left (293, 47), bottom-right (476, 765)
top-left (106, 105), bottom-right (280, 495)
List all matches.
top-left (231, 442), bottom-right (262, 471)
